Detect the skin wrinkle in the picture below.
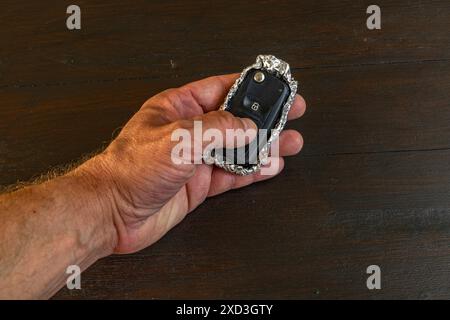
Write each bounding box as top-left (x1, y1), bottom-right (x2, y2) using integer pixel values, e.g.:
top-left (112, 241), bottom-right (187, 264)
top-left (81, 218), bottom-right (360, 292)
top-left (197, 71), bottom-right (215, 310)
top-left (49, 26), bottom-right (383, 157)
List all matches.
top-left (185, 85), bottom-right (207, 114)
top-left (186, 165), bottom-right (212, 209)
top-left (143, 104), bottom-right (176, 126)
top-left (0, 74), bottom-right (305, 297)
top-left (152, 90), bottom-right (187, 122)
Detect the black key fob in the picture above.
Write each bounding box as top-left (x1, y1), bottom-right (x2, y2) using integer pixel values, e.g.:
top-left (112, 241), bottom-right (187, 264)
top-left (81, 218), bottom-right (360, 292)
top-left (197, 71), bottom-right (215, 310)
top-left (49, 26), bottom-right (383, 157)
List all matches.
top-left (207, 55), bottom-right (298, 175)
top-left (228, 69), bottom-right (290, 129)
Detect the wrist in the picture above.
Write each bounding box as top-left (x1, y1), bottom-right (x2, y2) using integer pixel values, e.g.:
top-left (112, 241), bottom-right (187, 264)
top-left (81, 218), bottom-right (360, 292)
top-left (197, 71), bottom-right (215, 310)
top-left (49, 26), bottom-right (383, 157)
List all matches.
top-left (67, 155), bottom-right (119, 259)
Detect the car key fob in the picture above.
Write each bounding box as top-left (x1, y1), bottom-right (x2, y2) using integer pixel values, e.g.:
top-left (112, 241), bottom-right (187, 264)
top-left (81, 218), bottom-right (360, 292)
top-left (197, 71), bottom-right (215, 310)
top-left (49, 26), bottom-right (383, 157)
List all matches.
top-left (221, 69), bottom-right (290, 167)
top-left (206, 55), bottom-right (298, 175)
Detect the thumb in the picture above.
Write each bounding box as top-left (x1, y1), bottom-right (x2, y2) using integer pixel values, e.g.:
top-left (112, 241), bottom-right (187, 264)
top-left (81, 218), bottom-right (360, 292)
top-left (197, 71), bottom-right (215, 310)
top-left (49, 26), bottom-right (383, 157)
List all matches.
top-left (196, 110), bottom-right (257, 149)
top-left (170, 111), bottom-right (257, 165)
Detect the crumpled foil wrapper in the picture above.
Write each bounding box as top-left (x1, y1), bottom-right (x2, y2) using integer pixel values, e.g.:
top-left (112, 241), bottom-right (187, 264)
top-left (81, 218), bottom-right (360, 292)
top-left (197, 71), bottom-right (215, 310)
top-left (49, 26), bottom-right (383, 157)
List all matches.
top-left (205, 55), bottom-right (298, 175)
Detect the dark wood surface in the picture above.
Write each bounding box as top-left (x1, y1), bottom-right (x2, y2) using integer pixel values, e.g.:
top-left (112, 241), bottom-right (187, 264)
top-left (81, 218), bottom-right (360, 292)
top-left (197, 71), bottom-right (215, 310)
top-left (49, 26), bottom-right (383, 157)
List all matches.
top-left (1, 0), bottom-right (450, 299)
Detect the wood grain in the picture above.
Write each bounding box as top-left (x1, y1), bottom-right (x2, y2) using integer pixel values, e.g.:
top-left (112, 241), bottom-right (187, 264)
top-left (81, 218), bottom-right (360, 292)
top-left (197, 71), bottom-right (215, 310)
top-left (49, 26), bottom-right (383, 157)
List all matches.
top-left (1, 0), bottom-right (450, 86)
top-left (0, 0), bottom-right (449, 299)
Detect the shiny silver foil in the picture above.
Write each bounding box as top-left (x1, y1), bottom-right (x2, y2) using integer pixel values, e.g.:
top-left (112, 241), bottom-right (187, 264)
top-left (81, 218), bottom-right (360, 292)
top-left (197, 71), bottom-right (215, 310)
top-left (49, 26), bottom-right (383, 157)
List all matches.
top-left (207, 55), bottom-right (298, 175)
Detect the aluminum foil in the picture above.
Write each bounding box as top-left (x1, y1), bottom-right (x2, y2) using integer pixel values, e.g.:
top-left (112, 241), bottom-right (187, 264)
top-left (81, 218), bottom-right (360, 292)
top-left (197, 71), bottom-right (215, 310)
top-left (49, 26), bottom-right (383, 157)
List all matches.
top-left (206, 55), bottom-right (298, 175)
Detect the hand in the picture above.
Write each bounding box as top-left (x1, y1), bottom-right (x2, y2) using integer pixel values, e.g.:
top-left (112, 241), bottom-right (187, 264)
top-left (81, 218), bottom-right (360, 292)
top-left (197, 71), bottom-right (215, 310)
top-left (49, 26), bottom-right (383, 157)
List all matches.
top-left (80, 74), bottom-right (306, 254)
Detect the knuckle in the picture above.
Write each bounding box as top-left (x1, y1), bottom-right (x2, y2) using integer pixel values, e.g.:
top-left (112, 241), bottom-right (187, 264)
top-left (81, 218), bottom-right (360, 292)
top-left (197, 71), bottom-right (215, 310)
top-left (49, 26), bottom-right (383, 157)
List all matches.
top-left (176, 85), bottom-right (194, 101)
top-left (157, 88), bottom-right (178, 106)
top-left (142, 89), bottom-right (174, 110)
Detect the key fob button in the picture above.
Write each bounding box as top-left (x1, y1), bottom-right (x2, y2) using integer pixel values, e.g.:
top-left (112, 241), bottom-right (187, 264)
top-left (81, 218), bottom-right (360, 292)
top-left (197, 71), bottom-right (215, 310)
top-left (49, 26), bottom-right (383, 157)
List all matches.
top-left (228, 69), bottom-right (290, 132)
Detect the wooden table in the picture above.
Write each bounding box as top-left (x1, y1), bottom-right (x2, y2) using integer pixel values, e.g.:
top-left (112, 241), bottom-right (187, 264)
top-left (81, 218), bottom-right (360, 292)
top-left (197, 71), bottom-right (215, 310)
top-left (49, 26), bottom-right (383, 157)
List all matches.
top-left (1, 0), bottom-right (450, 299)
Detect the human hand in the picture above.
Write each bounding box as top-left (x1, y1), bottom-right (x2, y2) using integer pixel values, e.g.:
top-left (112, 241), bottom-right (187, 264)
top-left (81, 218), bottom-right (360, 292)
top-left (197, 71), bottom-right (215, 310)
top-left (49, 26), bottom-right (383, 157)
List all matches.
top-left (80, 74), bottom-right (306, 254)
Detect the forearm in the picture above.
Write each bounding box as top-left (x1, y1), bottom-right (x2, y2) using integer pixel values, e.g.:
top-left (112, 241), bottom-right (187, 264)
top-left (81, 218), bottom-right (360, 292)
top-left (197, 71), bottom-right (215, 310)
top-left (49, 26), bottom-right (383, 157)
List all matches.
top-left (0, 159), bottom-right (117, 299)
